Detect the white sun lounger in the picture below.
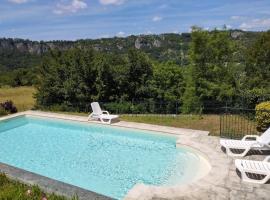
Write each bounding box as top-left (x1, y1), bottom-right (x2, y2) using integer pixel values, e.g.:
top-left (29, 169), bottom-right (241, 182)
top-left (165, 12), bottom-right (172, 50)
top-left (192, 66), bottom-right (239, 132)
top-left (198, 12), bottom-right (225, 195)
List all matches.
top-left (220, 128), bottom-right (270, 157)
top-left (88, 102), bottom-right (119, 124)
top-left (235, 156), bottom-right (270, 184)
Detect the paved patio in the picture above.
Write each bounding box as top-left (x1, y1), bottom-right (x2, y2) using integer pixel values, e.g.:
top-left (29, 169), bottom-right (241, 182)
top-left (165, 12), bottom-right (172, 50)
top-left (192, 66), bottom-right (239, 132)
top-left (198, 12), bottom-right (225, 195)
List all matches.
top-left (0, 111), bottom-right (270, 200)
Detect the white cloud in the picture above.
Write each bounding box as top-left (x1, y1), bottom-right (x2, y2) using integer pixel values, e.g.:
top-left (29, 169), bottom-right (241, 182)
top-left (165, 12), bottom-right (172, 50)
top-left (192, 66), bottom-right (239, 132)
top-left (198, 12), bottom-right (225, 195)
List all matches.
top-left (226, 24), bottom-right (232, 29)
top-left (99, 0), bottom-right (125, 5)
top-left (239, 18), bottom-right (270, 30)
top-left (54, 0), bottom-right (87, 15)
top-left (8, 0), bottom-right (28, 3)
top-left (231, 16), bottom-right (242, 20)
top-left (152, 16), bottom-right (162, 22)
top-left (100, 34), bottom-right (110, 38)
top-left (117, 31), bottom-right (125, 37)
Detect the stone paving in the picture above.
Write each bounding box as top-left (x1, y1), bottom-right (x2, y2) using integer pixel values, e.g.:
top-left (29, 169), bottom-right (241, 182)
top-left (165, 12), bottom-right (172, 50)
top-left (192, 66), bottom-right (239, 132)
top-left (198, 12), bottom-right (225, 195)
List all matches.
top-left (126, 134), bottom-right (270, 200)
top-left (1, 111), bottom-right (270, 200)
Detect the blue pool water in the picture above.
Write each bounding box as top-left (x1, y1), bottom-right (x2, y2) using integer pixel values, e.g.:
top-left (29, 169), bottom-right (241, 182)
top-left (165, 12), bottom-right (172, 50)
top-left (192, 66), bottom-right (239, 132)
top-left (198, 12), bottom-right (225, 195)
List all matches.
top-left (0, 116), bottom-right (208, 199)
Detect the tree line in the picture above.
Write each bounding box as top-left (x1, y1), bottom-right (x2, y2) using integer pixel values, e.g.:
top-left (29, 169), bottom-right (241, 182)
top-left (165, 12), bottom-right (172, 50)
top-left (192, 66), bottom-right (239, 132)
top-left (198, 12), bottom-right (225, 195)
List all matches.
top-left (16, 29), bottom-right (270, 113)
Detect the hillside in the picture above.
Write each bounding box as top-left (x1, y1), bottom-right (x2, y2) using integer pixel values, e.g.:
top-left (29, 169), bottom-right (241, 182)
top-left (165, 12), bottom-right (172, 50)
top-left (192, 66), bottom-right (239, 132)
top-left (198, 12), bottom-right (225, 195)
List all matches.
top-left (0, 30), bottom-right (261, 71)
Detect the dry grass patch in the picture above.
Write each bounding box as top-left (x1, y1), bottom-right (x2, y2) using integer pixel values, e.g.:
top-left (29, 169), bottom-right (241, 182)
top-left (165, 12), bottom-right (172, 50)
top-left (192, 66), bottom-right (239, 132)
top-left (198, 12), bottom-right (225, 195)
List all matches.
top-left (0, 86), bottom-right (36, 111)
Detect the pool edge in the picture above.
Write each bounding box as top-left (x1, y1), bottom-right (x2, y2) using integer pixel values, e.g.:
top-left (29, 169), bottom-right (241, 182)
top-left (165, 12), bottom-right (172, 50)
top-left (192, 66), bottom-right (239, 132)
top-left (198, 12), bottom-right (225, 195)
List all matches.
top-left (0, 162), bottom-right (114, 200)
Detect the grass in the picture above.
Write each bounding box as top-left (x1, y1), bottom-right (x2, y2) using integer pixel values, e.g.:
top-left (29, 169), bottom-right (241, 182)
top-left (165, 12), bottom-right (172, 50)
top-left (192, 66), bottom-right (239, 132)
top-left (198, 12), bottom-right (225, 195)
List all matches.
top-left (0, 86), bottom-right (36, 111)
top-left (121, 114), bottom-right (221, 136)
top-left (0, 173), bottom-right (77, 200)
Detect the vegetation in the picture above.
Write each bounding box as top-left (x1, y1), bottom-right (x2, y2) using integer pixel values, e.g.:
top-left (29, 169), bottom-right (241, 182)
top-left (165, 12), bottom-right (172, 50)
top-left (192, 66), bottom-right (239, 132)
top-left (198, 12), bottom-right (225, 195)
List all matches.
top-left (32, 29), bottom-right (269, 113)
top-left (0, 29), bottom-right (269, 114)
top-left (0, 100), bottom-right (17, 114)
top-left (0, 86), bottom-right (36, 111)
top-left (255, 101), bottom-right (270, 131)
top-left (0, 173), bottom-right (76, 200)
top-left (0, 68), bottom-right (38, 87)
top-left (121, 114), bottom-right (220, 135)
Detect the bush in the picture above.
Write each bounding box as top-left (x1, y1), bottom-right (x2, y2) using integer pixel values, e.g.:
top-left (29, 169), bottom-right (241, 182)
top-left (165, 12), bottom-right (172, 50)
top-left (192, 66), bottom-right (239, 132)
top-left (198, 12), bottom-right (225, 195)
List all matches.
top-left (103, 102), bottom-right (149, 114)
top-left (0, 107), bottom-right (8, 116)
top-left (0, 100), bottom-right (17, 114)
top-left (255, 101), bottom-right (270, 131)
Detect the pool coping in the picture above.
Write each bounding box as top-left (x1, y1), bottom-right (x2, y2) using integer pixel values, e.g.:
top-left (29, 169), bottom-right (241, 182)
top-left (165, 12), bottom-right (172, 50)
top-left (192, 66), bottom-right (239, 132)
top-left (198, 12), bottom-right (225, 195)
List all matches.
top-left (0, 162), bottom-right (113, 200)
top-left (1, 111), bottom-right (268, 200)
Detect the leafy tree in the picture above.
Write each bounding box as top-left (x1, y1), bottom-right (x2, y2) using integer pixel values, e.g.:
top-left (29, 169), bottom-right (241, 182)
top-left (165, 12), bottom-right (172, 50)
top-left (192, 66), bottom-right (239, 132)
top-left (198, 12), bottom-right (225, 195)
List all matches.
top-left (150, 61), bottom-right (184, 102)
top-left (126, 49), bottom-right (153, 100)
top-left (245, 31), bottom-right (270, 91)
top-left (182, 27), bottom-right (237, 112)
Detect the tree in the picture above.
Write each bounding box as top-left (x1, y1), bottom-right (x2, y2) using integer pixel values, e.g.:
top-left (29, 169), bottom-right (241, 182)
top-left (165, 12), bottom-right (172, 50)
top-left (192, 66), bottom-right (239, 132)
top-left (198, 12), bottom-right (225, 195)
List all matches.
top-left (245, 31), bottom-right (270, 91)
top-left (182, 27), bottom-right (237, 112)
top-left (126, 49), bottom-right (153, 100)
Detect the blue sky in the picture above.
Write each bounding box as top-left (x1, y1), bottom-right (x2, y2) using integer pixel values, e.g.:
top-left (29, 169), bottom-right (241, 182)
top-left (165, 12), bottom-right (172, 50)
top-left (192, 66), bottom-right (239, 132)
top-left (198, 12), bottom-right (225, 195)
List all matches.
top-left (1, 0), bottom-right (270, 41)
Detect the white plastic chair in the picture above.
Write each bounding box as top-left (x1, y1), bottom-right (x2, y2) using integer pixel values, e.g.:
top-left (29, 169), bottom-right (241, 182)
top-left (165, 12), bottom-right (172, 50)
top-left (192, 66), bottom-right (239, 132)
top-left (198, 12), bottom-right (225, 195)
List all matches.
top-left (220, 128), bottom-right (270, 157)
top-left (88, 102), bottom-right (119, 124)
top-left (235, 156), bottom-right (270, 184)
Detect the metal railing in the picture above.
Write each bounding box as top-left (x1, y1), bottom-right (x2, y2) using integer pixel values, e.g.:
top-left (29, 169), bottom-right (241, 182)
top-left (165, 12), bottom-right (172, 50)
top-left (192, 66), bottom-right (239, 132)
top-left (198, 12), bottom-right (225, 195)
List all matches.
top-left (220, 107), bottom-right (270, 139)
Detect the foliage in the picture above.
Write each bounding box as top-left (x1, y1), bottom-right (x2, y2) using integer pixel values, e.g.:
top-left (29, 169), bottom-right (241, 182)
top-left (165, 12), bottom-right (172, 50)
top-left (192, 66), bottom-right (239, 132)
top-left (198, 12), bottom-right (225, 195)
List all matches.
top-left (35, 48), bottom-right (154, 111)
top-left (0, 100), bottom-right (17, 113)
top-left (245, 31), bottom-right (270, 90)
top-left (0, 68), bottom-right (37, 87)
top-left (103, 102), bottom-right (148, 114)
top-left (1, 29), bottom-right (270, 113)
top-left (181, 27), bottom-right (238, 113)
top-left (0, 173), bottom-right (78, 200)
top-left (255, 101), bottom-right (270, 131)
top-left (181, 66), bottom-right (202, 114)
top-left (0, 107), bottom-right (8, 116)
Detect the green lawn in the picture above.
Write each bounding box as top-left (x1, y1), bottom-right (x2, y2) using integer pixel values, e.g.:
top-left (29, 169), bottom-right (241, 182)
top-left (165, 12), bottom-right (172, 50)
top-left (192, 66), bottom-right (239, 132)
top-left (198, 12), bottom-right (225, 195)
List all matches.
top-left (121, 114), bottom-right (220, 136)
top-left (0, 173), bottom-right (76, 200)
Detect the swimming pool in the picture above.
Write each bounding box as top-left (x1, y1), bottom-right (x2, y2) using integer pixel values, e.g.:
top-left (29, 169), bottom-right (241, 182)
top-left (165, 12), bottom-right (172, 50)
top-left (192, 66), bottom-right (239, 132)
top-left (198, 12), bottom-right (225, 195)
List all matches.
top-left (0, 115), bottom-right (210, 199)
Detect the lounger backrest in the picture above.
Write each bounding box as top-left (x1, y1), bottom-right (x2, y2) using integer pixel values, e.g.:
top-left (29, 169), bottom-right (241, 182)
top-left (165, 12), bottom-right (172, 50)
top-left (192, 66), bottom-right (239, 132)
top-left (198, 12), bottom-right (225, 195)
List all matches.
top-left (91, 102), bottom-right (102, 115)
top-left (258, 127), bottom-right (270, 145)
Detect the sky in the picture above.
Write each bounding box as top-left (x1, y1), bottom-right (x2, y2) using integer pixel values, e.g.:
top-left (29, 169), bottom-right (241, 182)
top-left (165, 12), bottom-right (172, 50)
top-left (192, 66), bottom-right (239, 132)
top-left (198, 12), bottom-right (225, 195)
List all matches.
top-left (0, 0), bottom-right (270, 41)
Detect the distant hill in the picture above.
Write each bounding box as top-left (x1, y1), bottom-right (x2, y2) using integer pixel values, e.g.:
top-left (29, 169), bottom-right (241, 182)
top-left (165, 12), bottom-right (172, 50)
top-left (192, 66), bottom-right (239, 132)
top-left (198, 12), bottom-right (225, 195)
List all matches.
top-left (0, 30), bottom-right (262, 71)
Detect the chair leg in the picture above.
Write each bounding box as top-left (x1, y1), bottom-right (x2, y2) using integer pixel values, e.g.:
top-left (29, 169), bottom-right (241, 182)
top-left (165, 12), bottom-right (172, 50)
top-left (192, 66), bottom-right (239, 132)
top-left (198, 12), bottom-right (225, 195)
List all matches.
top-left (100, 118), bottom-right (111, 124)
top-left (226, 147), bottom-right (250, 157)
top-left (100, 118), bottom-right (105, 123)
top-left (241, 172), bottom-right (270, 184)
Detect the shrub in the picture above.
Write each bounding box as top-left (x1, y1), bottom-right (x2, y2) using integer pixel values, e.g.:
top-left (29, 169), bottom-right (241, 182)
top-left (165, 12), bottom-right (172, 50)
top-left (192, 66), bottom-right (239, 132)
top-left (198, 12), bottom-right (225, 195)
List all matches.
top-left (103, 102), bottom-right (149, 114)
top-left (0, 107), bottom-right (8, 116)
top-left (103, 102), bottom-right (133, 114)
top-left (0, 100), bottom-right (17, 114)
top-left (255, 101), bottom-right (270, 131)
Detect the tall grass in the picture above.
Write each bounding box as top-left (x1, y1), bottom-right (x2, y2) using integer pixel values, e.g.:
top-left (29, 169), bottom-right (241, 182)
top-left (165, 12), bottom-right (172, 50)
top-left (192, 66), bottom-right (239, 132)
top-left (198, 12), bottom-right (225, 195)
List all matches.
top-left (0, 86), bottom-right (36, 111)
top-left (0, 173), bottom-right (78, 200)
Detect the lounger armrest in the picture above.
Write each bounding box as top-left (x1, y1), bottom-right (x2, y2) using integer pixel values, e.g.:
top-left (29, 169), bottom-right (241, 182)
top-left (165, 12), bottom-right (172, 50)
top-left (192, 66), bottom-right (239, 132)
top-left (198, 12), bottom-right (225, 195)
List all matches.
top-left (263, 156), bottom-right (270, 162)
top-left (102, 110), bottom-right (109, 115)
top-left (242, 135), bottom-right (259, 141)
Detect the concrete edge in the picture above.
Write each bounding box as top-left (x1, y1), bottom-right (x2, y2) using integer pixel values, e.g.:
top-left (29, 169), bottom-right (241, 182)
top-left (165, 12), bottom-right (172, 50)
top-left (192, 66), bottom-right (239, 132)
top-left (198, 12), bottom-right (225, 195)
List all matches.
top-left (0, 162), bottom-right (113, 200)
